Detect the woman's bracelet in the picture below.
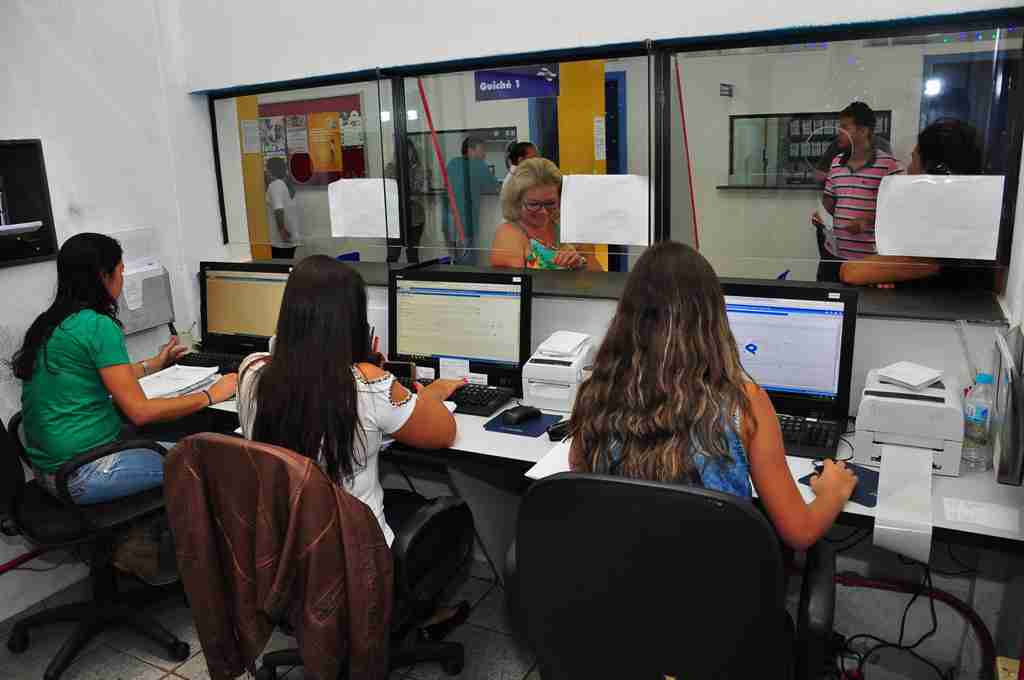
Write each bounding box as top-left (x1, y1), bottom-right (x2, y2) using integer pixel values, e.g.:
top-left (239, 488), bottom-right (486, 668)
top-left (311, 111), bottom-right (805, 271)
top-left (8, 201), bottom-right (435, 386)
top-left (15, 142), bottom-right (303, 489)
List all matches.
top-left (140, 359), bottom-right (149, 375)
top-left (203, 390), bottom-right (213, 406)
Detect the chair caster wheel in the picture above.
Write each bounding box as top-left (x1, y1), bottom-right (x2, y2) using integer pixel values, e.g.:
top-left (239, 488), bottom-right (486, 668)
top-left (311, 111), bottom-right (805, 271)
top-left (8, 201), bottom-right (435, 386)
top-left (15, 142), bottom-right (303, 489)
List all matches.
top-left (441, 654), bottom-right (464, 675)
top-left (169, 640), bottom-right (190, 662)
top-left (7, 628), bottom-right (28, 654)
top-left (255, 667), bottom-right (277, 680)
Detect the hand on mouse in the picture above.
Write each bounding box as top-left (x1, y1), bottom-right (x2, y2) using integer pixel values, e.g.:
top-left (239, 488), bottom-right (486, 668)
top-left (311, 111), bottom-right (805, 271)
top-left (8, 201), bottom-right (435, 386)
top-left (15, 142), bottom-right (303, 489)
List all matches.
top-left (810, 459), bottom-right (858, 503)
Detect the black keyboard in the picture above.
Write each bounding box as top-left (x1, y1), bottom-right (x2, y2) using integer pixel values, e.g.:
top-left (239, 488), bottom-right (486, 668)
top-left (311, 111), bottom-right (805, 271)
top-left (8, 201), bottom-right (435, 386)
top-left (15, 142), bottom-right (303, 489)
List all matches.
top-left (396, 377), bottom-right (514, 417)
top-left (176, 351), bottom-right (244, 375)
top-left (777, 414), bottom-right (841, 459)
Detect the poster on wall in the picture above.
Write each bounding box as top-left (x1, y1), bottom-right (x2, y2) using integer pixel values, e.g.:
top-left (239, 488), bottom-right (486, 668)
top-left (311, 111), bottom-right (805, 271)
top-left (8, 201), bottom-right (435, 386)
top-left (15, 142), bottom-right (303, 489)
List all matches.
top-left (308, 112), bottom-right (343, 173)
top-left (341, 111), bottom-right (364, 147)
top-left (258, 93), bottom-right (364, 183)
top-left (259, 117), bottom-right (286, 154)
top-left (285, 114), bottom-right (308, 153)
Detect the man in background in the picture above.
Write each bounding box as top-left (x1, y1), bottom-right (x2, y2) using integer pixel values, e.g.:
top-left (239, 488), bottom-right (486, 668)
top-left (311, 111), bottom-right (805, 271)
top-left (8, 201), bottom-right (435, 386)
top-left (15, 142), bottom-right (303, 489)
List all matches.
top-left (442, 137), bottom-right (500, 263)
top-left (815, 102), bottom-right (902, 282)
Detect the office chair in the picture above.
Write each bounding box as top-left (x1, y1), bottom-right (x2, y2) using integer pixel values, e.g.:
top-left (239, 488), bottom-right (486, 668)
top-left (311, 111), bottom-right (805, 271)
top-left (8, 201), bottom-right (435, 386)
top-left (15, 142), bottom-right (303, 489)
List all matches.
top-left (162, 434), bottom-right (474, 679)
top-left (1, 413), bottom-right (190, 680)
top-left (505, 473), bottom-right (836, 680)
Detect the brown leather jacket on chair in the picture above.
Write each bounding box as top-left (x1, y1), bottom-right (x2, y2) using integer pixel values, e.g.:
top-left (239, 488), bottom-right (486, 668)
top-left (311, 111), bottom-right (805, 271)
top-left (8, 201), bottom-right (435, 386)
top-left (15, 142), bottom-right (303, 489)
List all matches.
top-left (164, 433), bottom-right (393, 680)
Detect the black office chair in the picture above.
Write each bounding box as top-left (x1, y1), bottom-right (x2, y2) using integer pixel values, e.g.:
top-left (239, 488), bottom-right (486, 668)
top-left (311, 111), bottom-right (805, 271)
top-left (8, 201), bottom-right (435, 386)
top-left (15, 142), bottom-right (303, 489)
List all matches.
top-left (1, 413), bottom-right (190, 680)
top-left (256, 486), bottom-right (477, 678)
top-left (505, 473), bottom-right (836, 680)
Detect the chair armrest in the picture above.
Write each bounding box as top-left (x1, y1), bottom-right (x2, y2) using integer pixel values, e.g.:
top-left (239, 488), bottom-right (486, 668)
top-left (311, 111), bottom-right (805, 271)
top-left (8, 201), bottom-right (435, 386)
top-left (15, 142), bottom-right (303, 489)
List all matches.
top-left (795, 540), bottom-right (836, 680)
top-left (390, 495), bottom-right (472, 597)
top-left (53, 439), bottom-right (168, 506)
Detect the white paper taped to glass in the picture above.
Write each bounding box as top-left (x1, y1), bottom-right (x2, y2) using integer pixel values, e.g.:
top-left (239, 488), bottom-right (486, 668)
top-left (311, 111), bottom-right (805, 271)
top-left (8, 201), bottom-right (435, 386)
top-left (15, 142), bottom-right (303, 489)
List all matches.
top-left (328, 178), bottom-right (400, 239)
top-left (874, 175), bottom-right (1004, 260)
top-left (559, 174), bottom-right (650, 246)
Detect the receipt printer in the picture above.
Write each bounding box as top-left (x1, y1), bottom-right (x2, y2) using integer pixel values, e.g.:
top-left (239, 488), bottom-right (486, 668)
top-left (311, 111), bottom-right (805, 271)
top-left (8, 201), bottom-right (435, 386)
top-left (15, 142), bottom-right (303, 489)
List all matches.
top-left (854, 369), bottom-right (964, 476)
top-left (522, 331), bottom-right (594, 413)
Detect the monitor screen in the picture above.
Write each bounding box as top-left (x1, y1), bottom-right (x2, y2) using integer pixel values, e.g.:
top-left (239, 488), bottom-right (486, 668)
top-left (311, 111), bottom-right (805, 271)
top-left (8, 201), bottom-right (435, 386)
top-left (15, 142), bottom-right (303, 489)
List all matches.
top-left (393, 277), bottom-right (524, 366)
top-left (204, 268), bottom-right (288, 338)
top-left (725, 295), bottom-right (845, 400)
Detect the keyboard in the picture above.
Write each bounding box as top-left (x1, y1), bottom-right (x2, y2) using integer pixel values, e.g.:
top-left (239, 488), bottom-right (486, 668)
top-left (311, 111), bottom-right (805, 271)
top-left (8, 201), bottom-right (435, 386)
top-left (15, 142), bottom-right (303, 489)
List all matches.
top-left (396, 378), bottom-right (514, 417)
top-left (176, 351), bottom-right (244, 375)
top-left (777, 413), bottom-right (841, 459)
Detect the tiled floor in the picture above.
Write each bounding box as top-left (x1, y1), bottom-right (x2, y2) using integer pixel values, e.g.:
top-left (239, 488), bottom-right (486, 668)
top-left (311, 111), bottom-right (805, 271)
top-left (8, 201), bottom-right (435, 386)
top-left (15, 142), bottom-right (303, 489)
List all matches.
top-left (0, 560), bottom-right (539, 680)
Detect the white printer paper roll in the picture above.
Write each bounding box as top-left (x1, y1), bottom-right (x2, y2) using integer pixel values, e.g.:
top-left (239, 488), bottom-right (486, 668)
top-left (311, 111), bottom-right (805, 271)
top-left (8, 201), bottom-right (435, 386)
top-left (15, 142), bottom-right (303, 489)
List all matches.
top-left (872, 444), bottom-right (934, 563)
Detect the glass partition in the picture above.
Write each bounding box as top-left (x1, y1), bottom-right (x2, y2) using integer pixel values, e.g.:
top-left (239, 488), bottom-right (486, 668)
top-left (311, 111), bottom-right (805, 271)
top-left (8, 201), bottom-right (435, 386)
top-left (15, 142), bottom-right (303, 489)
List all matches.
top-left (671, 24), bottom-right (1022, 288)
top-left (395, 55), bottom-right (653, 273)
top-left (211, 77), bottom-right (391, 263)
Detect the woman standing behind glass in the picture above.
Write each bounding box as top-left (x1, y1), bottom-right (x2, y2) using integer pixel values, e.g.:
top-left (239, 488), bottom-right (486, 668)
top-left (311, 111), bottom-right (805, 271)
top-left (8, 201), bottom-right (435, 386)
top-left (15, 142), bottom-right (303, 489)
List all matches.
top-left (490, 158), bottom-right (601, 271)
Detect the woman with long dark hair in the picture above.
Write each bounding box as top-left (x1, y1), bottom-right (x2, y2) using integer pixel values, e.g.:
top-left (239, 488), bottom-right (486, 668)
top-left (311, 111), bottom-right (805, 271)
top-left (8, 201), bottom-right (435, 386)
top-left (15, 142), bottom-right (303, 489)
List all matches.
top-left (237, 255), bottom-right (463, 545)
top-left (569, 241), bottom-right (856, 550)
top-left (15, 233), bottom-right (238, 505)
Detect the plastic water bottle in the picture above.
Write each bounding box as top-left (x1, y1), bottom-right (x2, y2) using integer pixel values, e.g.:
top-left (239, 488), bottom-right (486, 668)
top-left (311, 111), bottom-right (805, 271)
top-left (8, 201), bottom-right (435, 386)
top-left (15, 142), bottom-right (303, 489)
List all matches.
top-left (962, 373), bottom-right (994, 473)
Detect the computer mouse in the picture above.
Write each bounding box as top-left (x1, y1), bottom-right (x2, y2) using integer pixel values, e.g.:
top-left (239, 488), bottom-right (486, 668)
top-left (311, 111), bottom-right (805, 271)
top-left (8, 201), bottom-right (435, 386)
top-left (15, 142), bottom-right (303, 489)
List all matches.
top-left (503, 405), bottom-right (542, 426)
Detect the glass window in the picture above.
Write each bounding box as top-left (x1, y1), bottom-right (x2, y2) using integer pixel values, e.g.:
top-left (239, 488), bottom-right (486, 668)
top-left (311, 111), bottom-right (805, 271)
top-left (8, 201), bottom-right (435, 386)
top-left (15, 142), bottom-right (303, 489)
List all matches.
top-left (211, 77), bottom-right (391, 263)
top-left (396, 55), bottom-right (652, 273)
top-left (671, 25), bottom-right (1022, 289)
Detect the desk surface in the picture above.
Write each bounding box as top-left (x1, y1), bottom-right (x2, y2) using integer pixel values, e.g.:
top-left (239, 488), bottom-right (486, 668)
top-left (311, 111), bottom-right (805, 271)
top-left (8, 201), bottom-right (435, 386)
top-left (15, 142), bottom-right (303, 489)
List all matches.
top-left (212, 398), bottom-right (1024, 547)
top-left (436, 403), bottom-right (1024, 547)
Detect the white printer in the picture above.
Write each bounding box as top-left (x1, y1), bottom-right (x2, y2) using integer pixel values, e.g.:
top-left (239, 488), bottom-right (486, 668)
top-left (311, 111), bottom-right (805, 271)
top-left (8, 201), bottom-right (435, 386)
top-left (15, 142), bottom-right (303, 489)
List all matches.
top-left (522, 331), bottom-right (594, 413)
top-left (854, 369), bottom-right (964, 477)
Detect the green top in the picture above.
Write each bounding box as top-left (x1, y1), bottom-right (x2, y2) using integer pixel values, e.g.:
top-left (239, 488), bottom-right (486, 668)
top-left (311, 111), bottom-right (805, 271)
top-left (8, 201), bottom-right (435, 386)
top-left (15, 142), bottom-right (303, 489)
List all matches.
top-left (21, 309), bottom-right (131, 472)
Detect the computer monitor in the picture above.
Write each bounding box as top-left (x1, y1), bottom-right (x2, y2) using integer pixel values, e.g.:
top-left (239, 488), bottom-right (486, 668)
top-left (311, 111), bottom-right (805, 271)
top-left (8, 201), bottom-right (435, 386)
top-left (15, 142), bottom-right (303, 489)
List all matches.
top-left (199, 261), bottom-right (292, 355)
top-left (720, 280), bottom-right (858, 421)
top-left (388, 269), bottom-right (531, 395)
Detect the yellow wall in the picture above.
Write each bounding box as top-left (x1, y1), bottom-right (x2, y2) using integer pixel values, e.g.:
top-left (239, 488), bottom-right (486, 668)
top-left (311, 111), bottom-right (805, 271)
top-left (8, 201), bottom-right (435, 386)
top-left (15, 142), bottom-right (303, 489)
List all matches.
top-left (236, 96), bottom-right (271, 260)
top-left (557, 60), bottom-right (608, 270)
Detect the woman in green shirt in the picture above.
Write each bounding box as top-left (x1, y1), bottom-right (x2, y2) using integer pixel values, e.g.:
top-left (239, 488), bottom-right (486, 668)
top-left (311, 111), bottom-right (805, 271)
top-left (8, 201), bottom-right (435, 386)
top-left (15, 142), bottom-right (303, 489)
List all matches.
top-left (14, 233), bottom-right (237, 505)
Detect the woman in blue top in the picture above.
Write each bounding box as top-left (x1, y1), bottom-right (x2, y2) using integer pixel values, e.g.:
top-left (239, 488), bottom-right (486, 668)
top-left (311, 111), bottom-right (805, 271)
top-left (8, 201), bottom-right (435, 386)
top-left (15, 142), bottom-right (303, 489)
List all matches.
top-left (568, 241), bottom-right (856, 550)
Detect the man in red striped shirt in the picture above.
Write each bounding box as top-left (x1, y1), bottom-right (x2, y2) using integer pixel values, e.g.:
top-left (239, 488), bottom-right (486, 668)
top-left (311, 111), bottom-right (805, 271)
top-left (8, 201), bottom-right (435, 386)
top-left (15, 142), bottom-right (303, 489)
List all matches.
top-left (817, 102), bottom-right (903, 282)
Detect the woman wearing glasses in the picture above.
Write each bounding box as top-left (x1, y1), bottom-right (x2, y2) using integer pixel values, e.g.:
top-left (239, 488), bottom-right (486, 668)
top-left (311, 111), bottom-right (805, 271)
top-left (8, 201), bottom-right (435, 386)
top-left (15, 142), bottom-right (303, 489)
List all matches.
top-left (490, 158), bottom-right (601, 270)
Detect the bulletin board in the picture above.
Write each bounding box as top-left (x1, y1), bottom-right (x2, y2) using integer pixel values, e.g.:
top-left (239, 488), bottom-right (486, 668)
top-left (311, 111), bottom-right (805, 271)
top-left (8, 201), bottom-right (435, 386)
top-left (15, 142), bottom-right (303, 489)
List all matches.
top-left (257, 94), bottom-right (367, 186)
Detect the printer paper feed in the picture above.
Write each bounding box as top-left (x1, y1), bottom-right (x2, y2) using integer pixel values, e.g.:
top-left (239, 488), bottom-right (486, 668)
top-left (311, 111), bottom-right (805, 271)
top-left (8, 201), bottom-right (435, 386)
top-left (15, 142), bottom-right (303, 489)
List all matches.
top-left (875, 175), bottom-right (1004, 260)
top-left (525, 438), bottom-right (572, 480)
top-left (559, 175), bottom-right (650, 246)
top-left (328, 178), bottom-right (400, 239)
top-left (872, 444), bottom-right (933, 563)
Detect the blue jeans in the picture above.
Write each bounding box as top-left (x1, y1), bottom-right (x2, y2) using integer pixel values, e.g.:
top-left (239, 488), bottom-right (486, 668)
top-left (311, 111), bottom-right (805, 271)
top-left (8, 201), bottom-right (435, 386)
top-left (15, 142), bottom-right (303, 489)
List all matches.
top-left (64, 449), bottom-right (166, 505)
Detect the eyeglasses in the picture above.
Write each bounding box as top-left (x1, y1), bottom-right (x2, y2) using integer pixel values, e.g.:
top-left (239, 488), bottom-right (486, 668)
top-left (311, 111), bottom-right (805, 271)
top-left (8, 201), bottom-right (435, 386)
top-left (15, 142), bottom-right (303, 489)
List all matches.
top-left (523, 200), bottom-right (559, 213)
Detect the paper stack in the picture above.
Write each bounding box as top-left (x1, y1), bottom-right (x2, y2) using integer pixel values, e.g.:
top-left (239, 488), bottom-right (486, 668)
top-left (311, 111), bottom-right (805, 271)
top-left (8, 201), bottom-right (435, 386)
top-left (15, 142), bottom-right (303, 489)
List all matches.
top-left (139, 365), bottom-right (218, 399)
top-left (876, 361), bottom-right (944, 391)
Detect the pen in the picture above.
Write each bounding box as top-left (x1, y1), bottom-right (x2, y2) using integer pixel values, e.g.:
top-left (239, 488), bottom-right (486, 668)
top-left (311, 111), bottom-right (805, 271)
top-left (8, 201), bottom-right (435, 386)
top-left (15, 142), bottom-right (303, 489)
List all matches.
top-left (167, 322), bottom-right (178, 336)
top-left (369, 325), bottom-right (375, 346)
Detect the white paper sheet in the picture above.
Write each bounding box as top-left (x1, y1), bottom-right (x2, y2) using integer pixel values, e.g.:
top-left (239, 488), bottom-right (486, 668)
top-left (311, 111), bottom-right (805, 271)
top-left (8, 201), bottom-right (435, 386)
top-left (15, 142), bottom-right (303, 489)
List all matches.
top-left (525, 438), bottom-right (572, 480)
top-left (138, 365), bottom-right (218, 399)
top-left (875, 175), bottom-right (1005, 260)
top-left (559, 174), bottom-right (650, 246)
top-left (593, 117), bottom-right (607, 161)
top-left (439, 357), bottom-right (470, 380)
top-left (873, 444), bottom-right (934, 563)
top-left (240, 120), bottom-right (261, 154)
top-left (943, 498), bottom-right (1020, 533)
top-left (122, 257), bottom-right (164, 311)
top-left (328, 178), bottom-right (400, 239)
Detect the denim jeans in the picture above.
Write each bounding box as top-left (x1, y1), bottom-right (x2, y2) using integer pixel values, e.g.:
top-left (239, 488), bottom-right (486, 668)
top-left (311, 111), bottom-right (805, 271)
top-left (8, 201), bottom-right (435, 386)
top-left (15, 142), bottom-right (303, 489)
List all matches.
top-left (37, 448), bottom-right (167, 505)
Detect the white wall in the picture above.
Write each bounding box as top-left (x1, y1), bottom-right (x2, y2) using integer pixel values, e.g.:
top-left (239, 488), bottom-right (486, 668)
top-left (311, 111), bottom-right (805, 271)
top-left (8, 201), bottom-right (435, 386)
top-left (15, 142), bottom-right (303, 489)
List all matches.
top-left (674, 37), bottom-right (1022, 280)
top-left (181, 0), bottom-right (1023, 92)
top-left (0, 0), bottom-right (196, 622)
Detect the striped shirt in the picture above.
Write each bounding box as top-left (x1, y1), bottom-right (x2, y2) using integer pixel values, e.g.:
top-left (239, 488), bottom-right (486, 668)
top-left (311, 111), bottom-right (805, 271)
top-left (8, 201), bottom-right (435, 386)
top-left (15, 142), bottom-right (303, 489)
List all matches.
top-left (823, 149), bottom-right (903, 260)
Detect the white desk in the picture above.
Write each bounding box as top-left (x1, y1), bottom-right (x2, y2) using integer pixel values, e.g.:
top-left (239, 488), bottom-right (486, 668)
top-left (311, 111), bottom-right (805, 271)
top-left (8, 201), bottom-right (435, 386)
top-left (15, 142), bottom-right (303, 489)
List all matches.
top-left (428, 405), bottom-right (1024, 548)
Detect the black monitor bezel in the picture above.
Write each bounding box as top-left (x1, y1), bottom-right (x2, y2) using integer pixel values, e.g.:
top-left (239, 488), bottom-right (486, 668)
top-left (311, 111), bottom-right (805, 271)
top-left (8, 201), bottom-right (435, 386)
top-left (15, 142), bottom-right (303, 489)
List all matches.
top-left (388, 269), bottom-right (532, 396)
top-left (198, 260), bottom-right (294, 355)
top-left (720, 279), bottom-right (858, 421)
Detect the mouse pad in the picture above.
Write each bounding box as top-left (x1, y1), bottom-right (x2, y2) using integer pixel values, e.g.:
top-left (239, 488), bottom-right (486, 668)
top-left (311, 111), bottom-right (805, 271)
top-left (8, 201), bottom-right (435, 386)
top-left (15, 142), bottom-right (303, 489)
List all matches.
top-left (798, 463), bottom-right (880, 508)
top-left (484, 411), bottom-right (563, 437)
